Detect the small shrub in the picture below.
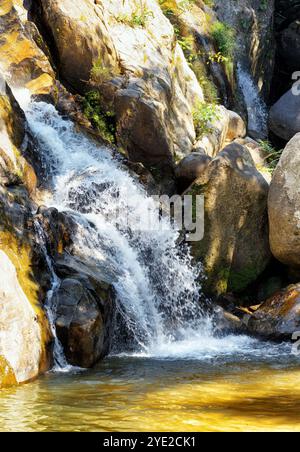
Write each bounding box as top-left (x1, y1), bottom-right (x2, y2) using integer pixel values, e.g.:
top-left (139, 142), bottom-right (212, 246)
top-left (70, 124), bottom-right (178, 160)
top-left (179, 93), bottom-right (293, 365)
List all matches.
top-left (90, 58), bottom-right (113, 85)
top-left (211, 21), bottom-right (235, 59)
top-left (193, 102), bottom-right (219, 139)
top-left (83, 91), bottom-right (116, 144)
top-left (259, 140), bottom-right (282, 171)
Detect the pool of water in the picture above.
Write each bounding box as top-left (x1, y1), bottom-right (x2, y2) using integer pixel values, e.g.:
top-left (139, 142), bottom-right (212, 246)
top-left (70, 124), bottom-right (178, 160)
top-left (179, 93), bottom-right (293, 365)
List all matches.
top-left (1, 337), bottom-right (300, 432)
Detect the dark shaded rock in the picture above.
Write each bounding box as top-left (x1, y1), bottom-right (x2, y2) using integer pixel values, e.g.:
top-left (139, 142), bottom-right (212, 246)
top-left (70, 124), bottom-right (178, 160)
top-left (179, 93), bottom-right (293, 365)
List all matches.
top-left (279, 20), bottom-right (300, 71)
top-left (54, 276), bottom-right (115, 368)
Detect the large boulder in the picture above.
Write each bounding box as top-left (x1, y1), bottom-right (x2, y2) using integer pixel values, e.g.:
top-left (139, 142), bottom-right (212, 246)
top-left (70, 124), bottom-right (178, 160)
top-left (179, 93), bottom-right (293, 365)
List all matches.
top-left (0, 250), bottom-right (48, 384)
top-left (35, 0), bottom-right (204, 167)
top-left (0, 188), bottom-right (52, 386)
top-left (54, 275), bottom-right (115, 368)
top-left (35, 208), bottom-right (117, 368)
top-left (268, 133), bottom-right (300, 269)
top-left (0, 85), bottom-right (52, 386)
top-left (269, 89), bottom-right (300, 141)
top-left (188, 142), bottom-right (271, 296)
top-left (247, 283), bottom-right (300, 340)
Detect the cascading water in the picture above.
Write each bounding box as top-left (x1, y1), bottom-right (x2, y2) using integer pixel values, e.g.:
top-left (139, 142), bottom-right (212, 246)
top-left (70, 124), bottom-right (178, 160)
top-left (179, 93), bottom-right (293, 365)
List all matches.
top-left (34, 220), bottom-right (72, 371)
top-left (15, 90), bottom-right (286, 364)
top-left (18, 95), bottom-right (210, 353)
top-left (237, 64), bottom-right (268, 139)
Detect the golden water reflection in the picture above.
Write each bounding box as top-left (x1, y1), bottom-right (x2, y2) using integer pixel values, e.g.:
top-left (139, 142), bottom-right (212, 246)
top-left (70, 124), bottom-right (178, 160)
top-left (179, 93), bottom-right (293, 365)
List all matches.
top-left (1, 357), bottom-right (300, 432)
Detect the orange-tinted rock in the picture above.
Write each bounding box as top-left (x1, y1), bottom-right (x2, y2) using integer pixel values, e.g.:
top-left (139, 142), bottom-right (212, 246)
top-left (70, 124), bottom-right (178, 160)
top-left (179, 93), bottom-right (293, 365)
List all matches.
top-left (248, 284), bottom-right (300, 339)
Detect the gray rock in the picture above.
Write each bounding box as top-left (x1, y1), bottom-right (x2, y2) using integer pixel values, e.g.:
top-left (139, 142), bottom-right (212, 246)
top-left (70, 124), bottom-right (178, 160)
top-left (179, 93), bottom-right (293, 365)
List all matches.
top-left (175, 153), bottom-right (211, 185)
top-left (269, 89), bottom-right (300, 141)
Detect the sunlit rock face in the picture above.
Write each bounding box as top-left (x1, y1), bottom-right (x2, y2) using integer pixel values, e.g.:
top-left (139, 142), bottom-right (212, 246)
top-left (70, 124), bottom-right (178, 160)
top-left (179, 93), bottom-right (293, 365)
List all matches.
top-left (268, 133), bottom-right (300, 269)
top-left (0, 82), bottom-right (37, 193)
top-left (0, 0), bottom-right (55, 95)
top-left (35, 0), bottom-right (204, 167)
top-left (0, 251), bottom-right (43, 384)
top-left (0, 77), bottom-right (51, 387)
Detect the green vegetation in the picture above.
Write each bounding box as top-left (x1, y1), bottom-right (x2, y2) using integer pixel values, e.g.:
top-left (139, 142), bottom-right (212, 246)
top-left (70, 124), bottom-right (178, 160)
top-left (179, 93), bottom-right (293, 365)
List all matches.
top-left (90, 58), bottom-right (114, 85)
top-left (192, 101), bottom-right (219, 139)
top-left (259, 140), bottom-right (282, 172)
top-left (83, 91), bottom-right (116, 144)
top-left (210, 20), bottom-right (235, 84)
top-left (211, 21), bottom-right (235, 59)
top-left (115, 4), bottom-right (154, 27)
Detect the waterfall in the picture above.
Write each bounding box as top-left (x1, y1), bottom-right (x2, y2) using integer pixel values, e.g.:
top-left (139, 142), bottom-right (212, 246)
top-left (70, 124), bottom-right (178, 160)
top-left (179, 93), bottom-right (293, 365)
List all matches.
top-left (34, 220), bottom-right (72, 371)
top-left (18, 95), bottom-right (213, 358)
top-left (237, 64), bottom-right (268, 139)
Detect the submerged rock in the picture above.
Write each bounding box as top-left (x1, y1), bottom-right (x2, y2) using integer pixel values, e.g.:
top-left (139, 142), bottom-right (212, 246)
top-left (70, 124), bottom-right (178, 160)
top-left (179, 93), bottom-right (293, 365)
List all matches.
top-left (268, 133), bottom-right (300, 269)
top-left (247, 284), bottom-right (300, 340)
top-left (188, 142), bottom-right (271, 297)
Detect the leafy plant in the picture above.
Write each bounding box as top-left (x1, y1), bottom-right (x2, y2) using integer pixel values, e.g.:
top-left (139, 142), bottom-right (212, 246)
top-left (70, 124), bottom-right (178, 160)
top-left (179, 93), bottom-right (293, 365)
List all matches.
top-left (90, 58), bottom-right (114, 85)
top-left (259, 140), bottom-right (282, 171)
top-left (211, 21), bottom-right (235, 59)
top-left (193, 102), bottom-right (219, 139)
top-left (83, 91), bottom-right (116, 144)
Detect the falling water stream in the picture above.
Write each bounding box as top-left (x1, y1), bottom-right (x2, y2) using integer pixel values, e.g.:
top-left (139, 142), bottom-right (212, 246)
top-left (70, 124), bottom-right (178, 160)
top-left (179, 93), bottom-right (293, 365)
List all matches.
top-left (237, 64), bottom-right (268, 139)
top-left (1, 91), bottom-right (298, 432)
top-left (14, 91), bottom-right (290, 361)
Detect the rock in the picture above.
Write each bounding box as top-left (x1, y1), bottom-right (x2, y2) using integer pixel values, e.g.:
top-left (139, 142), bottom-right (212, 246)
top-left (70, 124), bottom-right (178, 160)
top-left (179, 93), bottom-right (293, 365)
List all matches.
top-left (175, 152), bottom-right (211, 189)
top-left (35, 207), bottom-right (117, 368)
top-left (268, 133), bottom-right (300, 268)
top-left (195, 107), bottom-right (246, 157)
top-left (269, 89), bottom-right (300, 141)
top-left (234, 137), bottom-right (272, 184)
top-left (213, 306), bottom-right (247, 335)
top-left (226, 110), bottom-right (247, 142)
top-left (0, 356), bottom-right (17, 388)
top-left (279, 20), bottom-right (300, 71)
top-left (0, 85), bottom-right (52, 385)
top-left (36, 0), bottom-right (204, 167)
top-left (188, 142), bottom-right (271, 296)
top-left (0, 1), bottom-right (55, 95)
top-left (247, 283), bottom-right (300, 339)
top-left (54, 262), bottom-right (115, 368)
top-left (0, 249), bottom-right (50, 384)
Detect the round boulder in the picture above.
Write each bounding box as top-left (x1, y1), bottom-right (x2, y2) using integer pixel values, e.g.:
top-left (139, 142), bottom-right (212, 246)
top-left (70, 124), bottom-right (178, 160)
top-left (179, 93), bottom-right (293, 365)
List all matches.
top-left (268, 133), bottom-right (300, 269)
